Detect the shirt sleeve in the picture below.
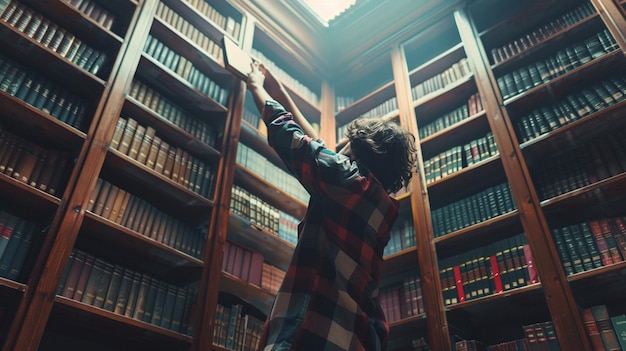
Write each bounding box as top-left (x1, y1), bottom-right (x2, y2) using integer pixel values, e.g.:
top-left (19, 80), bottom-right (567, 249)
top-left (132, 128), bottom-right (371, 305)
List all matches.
top-left (262, 100), bottom-right (363, 198)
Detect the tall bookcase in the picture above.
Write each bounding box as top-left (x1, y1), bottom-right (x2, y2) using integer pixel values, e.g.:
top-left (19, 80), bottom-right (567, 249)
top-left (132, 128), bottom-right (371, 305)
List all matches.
top-left (330, 0), bottom-right (626, 350)
top-left (1, 0), bottom-right (626, 350)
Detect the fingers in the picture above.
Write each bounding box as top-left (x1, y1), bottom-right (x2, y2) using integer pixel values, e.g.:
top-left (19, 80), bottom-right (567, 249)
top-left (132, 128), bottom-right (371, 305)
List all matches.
top-left (250, 61), bottom-right (259, 73)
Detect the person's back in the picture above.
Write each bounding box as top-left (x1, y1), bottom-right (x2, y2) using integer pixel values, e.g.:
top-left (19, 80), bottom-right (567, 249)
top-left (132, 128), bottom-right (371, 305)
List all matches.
top-left (247, 63), bottom-right (417, 351)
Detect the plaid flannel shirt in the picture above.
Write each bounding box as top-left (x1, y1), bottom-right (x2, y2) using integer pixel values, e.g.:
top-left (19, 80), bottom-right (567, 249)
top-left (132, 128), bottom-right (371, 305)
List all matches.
top-left (258, 100), bottom-right (399, 351)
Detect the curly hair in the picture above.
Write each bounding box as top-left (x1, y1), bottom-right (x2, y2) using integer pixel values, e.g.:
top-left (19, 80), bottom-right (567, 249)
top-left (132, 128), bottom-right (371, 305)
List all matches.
top-left (345, 117), bottom-right (417, 194)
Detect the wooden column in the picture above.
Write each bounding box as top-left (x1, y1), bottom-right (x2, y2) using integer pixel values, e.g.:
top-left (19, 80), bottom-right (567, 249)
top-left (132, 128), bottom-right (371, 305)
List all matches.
top-left (390, 44), bottom-right (451, 351)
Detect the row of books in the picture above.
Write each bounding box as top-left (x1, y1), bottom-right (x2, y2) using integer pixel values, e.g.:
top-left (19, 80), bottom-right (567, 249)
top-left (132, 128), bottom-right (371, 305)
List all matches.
top-left (230, 185), bottom-right (299, 245)
top-left (497, 30), bottom-right (617, 101)
top-left (514, 74), bottom-right (626, 144)
top-left (412, 337), bottom-right (430, 351)
top-left (128, 79), bottom-right (219, 148)
top-left (581, 304), bottom-right (626, 351)
top-left (359, 96), bottom-right (398, 119)
top-left (431, 182), bottom-right (516, 238)
top-left (87, 178), bottom-right (206, 259)
top-left (418, 93), bottom-right (483, 139)
top-left (423, 132), bottom-right (498, 184)
top-left (2, 1), bottom-right (108, 77)
top-left (214, 303), bottom-right (264, 351)
top-left (143, 34), bottom-right (228, 106)
top-left (0, 210), bottom-right (40, 282)
top-left (439, 233), bottom-right (535, 305)
top-left (0, 53), bottom-right (89, 131)
top-left (251, 48), bottom-right (319, 105)
top-left (0, 127), bottom-right (71, 196)
top-left (182, 0), bottom-right (241, 39)
top-left (156, 1), bottom-right (222, 62)
top-left (455, 339), bottom-right (484, 351)
top-left (532, 131), bottom-right (625, 201)
top-left (222, 241), bottom-right (286, 294)
top-left (236, 142), bottom-right (309, 204)
top-left (493, 321), bottom-right (559, 351)
top-left (384, 217), bottom-right (416, 256)
top-left (411, 58), bottom-right (472, 101)
top-left (65, 0), bottom-right (114, 31)
top-left (57, 249), bottom-right (197, 334)
top-left (335, 97), bottom-right (399, 139)
top-left (230, 185), bottom-right (279, 235)
top-left (242, 106), bottom-right (261, 129)
top-left (489, 2), bottom-right (595, 65)
top-left (551, 218), bottom-right (626, 277)
top-left (112, 116), bottom-right (217, 199)
top-left (335, 95), bottom-right (355, 113)
top-left (380, 273), bottom-right (424, 323)
top-left (261, 262), bottom-right (286, 294)
top-left (222, 241), bottom-right (264, 288)
top-left (277, 211), bottom-right (299, 245)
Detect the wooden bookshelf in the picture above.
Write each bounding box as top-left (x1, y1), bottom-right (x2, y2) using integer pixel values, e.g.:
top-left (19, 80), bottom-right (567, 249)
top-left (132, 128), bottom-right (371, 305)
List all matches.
top-left (1, 0), bottom-right (626, 350)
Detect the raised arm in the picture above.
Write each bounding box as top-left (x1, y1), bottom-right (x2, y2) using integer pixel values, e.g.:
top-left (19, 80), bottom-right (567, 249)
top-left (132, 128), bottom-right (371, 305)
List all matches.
top-left (247, 62), bottom-right (319, 140)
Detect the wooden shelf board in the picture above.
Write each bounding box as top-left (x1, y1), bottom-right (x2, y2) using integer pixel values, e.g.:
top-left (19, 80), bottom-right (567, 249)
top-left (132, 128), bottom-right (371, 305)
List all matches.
top-left (426, 156), bottom-right (506, 206)
top-left (419, 112), bottom-right (489, 156)
top-left (123, 97), bottom-right (222, 161)
top-left (103, 150), bottom-right (215, 217)
top-left (540, 172), bottom-right (626, 221)
top-left (0, 92), bottom-right (86, 149)
top-left (412, 74), bottom-right (475, 111)
top-left (48, 296), bottom-right (192, 350)
top-left (520, 98), bottom-right (626, 156)
top-left (445, 284), bottom-right (550, 344)
top-left (219, 272), bottom-right (275, 316)
top-left (228, 214), bottom-right (294, 271)
top-left (0, 24), bottom-right (108, 97)
top-left (490, 13), bottom-right (602, 71)
top-left (504, 49), bottom-right (625, 111)
top-left (233, 165), bottom-right (307, 219)
top-left (151, 17), bottom-right (230, 80)
top-left (79, 213), bottom-right (203, 285)
top-left (434, 212), bottom-right (523, 257)
top-left (0, 172), bottom-right (60, 216)
top-left (136, 55), bottom-right (228, 114)
top-left (238, 120), bottom-right (284, 169)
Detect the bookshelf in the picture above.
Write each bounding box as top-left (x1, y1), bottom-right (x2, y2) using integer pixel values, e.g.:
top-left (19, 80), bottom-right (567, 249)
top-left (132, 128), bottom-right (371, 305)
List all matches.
top-left (330, 0), bottom-right (626, 349)
top-left (0, 0), bottom-right (625, 350)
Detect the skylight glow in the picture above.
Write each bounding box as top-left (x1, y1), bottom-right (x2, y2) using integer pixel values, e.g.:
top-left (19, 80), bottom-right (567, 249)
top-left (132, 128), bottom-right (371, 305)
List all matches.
top-left (300, 0), bottom-right (357, 26)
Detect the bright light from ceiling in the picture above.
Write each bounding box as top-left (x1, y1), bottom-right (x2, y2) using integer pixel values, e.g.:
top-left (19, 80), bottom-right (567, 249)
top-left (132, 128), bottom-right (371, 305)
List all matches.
top-left (300, 0), bottom-right (357, 26)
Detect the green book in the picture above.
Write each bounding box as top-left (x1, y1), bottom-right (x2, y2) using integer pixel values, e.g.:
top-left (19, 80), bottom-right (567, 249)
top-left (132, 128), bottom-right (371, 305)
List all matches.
top-left (610, 314), bottom-right (626, 351)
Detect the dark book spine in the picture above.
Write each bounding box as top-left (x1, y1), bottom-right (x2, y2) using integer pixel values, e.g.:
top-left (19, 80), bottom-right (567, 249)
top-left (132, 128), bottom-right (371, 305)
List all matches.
top-left (103, 264), bottom-right (124, 311)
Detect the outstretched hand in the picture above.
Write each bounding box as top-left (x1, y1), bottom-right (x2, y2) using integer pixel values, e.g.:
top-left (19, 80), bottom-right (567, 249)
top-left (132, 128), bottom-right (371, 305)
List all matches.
top-left (257, 63), bottom-right (283, 97)
top-left (247, 62), bottom-right (265, 91)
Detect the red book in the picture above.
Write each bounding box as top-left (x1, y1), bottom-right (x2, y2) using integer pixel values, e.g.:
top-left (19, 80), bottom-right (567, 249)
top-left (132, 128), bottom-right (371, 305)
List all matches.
top-left (226, 242), bottom-right (238, 276)
top-left (523, 244), bottom-right (539, 284)
top-left (248, 251), bottom-right (264, 287)
top-left (240, 248), bottom-right (252, 283)
top-left (232, 245), bottom-right (244, 279)
top-left (0, 212), bottom-right (19, 259)
top-left (582, 307), bottom-right (607, 351)
top-left (453, 265), bottom-right (465, 303)
top-left (522, 323), bottom-right (539, 350)
top-left (610, 217), bottom-right (626, 259)
top-left (589, 219), bottom-right (613, 266)
top-left (599, 218), bottom-right (624, 264)
top-left (489, 254), bottom-right (503, 293)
